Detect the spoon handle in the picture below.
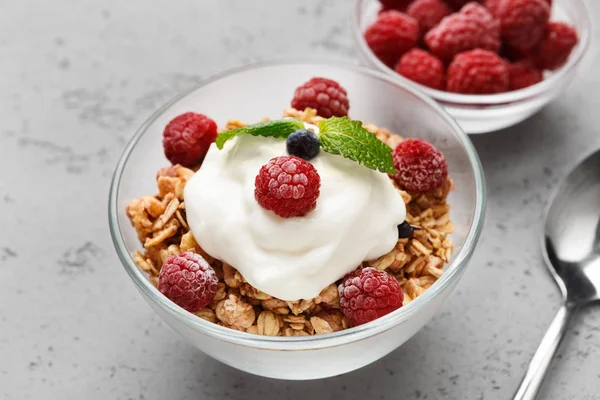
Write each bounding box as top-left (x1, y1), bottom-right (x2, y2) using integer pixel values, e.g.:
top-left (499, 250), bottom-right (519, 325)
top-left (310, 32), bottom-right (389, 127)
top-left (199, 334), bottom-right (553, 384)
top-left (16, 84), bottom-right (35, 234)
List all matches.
top-left (513, 302), bottom-right (578, 400)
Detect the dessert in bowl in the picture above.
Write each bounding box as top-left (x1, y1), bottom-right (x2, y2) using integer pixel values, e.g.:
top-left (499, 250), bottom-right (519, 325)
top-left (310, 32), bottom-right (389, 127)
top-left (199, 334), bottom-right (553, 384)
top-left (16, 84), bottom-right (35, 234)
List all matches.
top-left (353, 0), bottom-right (591, 134)
top-left (109, 61), bottom-right (485, 379)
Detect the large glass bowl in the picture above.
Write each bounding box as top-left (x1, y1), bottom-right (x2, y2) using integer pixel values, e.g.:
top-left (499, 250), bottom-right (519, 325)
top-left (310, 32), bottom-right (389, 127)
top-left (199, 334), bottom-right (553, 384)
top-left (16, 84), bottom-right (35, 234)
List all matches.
top-left (352, 0), bottom-right (591, 134)
top-left (108, 60), bottom-right (486, 380)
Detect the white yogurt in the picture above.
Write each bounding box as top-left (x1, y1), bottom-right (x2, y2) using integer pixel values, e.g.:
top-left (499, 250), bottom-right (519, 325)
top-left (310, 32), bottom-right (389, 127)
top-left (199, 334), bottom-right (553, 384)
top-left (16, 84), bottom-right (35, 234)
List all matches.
top-left (184, 133), bottom-right (406, 301)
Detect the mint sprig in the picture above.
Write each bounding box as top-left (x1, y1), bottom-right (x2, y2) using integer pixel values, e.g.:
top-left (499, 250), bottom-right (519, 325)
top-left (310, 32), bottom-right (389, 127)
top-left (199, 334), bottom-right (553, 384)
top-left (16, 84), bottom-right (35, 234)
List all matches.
top-left (215, 118), bottom-right (305, 149)
top-left (318, 117), bottom-right (396, 174)
top-left (215, 115), bottom-right (396, 175)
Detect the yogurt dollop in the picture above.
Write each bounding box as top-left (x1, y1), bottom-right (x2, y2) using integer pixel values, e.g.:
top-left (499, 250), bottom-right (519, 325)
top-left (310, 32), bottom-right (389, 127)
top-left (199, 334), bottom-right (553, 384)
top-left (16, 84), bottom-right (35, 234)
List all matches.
top-left (184, 133), bottom-right (406, 301)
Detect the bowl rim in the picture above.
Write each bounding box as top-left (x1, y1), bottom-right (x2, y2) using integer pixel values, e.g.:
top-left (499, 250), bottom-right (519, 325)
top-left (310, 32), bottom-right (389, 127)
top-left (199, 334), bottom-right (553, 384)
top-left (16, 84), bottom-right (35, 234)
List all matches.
top-left (352, 0), bottom-right (592, 106)
top-left (108, 59), bottom-right (486, 350)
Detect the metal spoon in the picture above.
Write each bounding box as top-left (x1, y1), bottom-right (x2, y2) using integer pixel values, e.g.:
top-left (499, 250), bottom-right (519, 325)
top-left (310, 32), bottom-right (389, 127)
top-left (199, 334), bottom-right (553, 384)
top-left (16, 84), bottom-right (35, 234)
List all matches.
top-left (513, 149), bottom-right (600, 400)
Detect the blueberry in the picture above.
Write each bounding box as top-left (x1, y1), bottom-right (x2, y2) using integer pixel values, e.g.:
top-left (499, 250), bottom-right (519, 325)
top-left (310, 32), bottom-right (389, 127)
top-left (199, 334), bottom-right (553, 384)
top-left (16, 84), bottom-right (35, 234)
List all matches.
top-left (286, 129), bottom-right (320, 160)
top-left (397, 221), bottom-right (414, 239)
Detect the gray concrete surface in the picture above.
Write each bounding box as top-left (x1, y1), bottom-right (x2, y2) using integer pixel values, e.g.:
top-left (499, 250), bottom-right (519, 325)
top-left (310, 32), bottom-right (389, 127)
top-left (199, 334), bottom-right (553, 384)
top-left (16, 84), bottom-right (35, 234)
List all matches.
top-left (1, 1), bottom-right (599, 399)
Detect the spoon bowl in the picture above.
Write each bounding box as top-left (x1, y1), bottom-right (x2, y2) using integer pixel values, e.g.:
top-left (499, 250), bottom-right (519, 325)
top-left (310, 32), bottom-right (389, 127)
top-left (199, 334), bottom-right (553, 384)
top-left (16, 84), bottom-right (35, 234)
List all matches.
top-left (544, 149), bottom-right (600, 304)
top-left (514, 148), bottom-right (600, 400)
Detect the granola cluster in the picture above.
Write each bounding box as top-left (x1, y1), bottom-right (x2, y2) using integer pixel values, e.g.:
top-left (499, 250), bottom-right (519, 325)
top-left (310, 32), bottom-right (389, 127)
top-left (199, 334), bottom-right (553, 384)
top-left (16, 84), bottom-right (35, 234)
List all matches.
top-left (126, 108), bottom-right (454, 336)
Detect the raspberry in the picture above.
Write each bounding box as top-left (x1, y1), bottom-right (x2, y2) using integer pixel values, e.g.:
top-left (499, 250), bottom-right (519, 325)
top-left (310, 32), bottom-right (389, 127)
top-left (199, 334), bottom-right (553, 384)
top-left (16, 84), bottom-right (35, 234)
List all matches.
top-left (533, 22), bottom-right (578, 71)
top-left (254, 156), bottom-right (321, 218)
top-left (379, 0), bottom-right (412, 11)
top-left (392, 138), bottom-right (448, 193)
top-left (158, 252), bottom-right (218, 313)
top-left (495, 0), bottom-right (550, 51)
top-left (483, 0), bottom-right (552, 19)
top-left (447, 49), bottom-right (509, 94)
top-left (507, 60), bottom-right (543, 90)
top-left (482, 0), bottom-right (500, 14)
top-left (424, 2), bottom-right (500, 61)
top-left (459, 1), bottom-right (493, 19)
top-left (407, 0), bottom-right (453, 33)
top-left (291, 77), bottom-right (349, 118)
top-left (365, 11), bottom-right (420, 67)
top-left (394, 49), bottom-right (446, 90)
top-left (338, 268), bottom-right (404, 326)
top-left (163, 112), bottom-right (218, 167)
top-left (487, 0), bottom-right (550, 13)
top-left (486, 0), bottom-right (550, 14)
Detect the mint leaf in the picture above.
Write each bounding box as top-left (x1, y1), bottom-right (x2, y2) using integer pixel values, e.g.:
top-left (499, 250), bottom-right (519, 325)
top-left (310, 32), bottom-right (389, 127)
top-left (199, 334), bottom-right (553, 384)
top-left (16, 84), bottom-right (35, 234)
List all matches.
top-left (216, 118), bottom-right (305, 149)
top-left (318, 117), bottom-right (396, 174)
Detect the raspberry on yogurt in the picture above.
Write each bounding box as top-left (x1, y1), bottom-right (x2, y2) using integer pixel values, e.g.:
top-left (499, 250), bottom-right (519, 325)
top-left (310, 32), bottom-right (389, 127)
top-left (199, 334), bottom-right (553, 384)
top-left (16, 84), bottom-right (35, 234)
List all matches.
top-left (254, 155), bottom-right (321, 218)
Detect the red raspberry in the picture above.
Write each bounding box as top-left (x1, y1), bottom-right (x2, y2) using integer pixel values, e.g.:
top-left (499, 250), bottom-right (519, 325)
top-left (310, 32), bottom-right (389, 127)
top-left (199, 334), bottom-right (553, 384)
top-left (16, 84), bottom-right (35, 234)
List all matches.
top-left (447, 49), bottom-right (509, 94)
top-left (407, 0), bottom-right (453, 33)
top-left (339, 268), bottom-right (404, 326)
top-left (158, 252), bottom-right (218, 313)
top-left (255, 156), bottom-right (321, 218)
top-left (508, 60), bottom-right (543, 90)
top-left (365, 11), bottom-right (420, 67)
top-left (379, 0), bottom-right (412, 12)
top-left (533, 22), bottom-right (579, 71)
top-left (424, 2), bottom-right (500, 61)
top-left (482, 0), bottom-right (500, 14)
top-left (163, 112), bottom-right (218, 167)
top-left (459, 1), bottom-right (493, 19)
top-left (291, 77), bottom-right (349, 118)
top-left (395, 49), bottom-right (446, 90)
top-left (460, 1), bottom-right (502, 49)
top-left (495, 0), bottom-right (550, 51)
top-left (487, 0), bottom-right (550, 13)
top-left (392, 138), bottom-right (448, 193)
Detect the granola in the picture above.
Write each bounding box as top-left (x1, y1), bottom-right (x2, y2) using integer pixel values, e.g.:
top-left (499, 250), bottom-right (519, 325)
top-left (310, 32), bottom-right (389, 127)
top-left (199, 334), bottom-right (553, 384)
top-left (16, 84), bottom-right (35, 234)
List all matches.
top-left (126, 108), bottom-right (454, 336)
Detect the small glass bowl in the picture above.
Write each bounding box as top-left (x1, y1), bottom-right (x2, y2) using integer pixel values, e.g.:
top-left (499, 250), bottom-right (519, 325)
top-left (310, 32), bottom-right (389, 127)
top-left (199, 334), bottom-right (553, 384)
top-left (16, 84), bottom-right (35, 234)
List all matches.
top-left (109, 60), bottom-right (486, 380)
top-left (352, 0), bottom-right (591, 134)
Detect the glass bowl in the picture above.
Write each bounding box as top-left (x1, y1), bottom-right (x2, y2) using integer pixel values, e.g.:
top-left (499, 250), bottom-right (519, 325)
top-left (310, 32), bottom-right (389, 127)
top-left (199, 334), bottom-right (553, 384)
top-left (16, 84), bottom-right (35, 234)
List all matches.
top-left (108, 60), bottom-right (486, 380)
top-left (352, 0), bottom-right (591, 134)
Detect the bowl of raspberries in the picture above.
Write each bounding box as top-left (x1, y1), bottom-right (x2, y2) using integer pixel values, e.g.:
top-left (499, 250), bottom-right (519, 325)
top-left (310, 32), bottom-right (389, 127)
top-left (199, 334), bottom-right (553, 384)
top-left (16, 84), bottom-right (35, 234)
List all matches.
top-left (353, 0), bottom-right (591, 133)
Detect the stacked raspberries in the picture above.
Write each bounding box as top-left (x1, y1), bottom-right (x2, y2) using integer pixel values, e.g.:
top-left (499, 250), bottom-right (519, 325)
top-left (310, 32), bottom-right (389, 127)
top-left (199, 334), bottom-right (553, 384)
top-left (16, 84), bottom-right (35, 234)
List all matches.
top-left (365, 0), bottom-right (578, 94)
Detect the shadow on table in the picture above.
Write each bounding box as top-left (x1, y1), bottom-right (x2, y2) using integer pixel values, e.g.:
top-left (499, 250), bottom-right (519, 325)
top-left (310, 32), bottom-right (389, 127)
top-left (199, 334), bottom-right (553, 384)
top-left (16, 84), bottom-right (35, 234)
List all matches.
top-left (165, 307), bottom-right (492, 400)
top-left (469, 104), bottom-right (574, 165)
top-left (183, 331), bottom-right (441, 400)
top-left (466, 105), bottom-right (584, 219)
